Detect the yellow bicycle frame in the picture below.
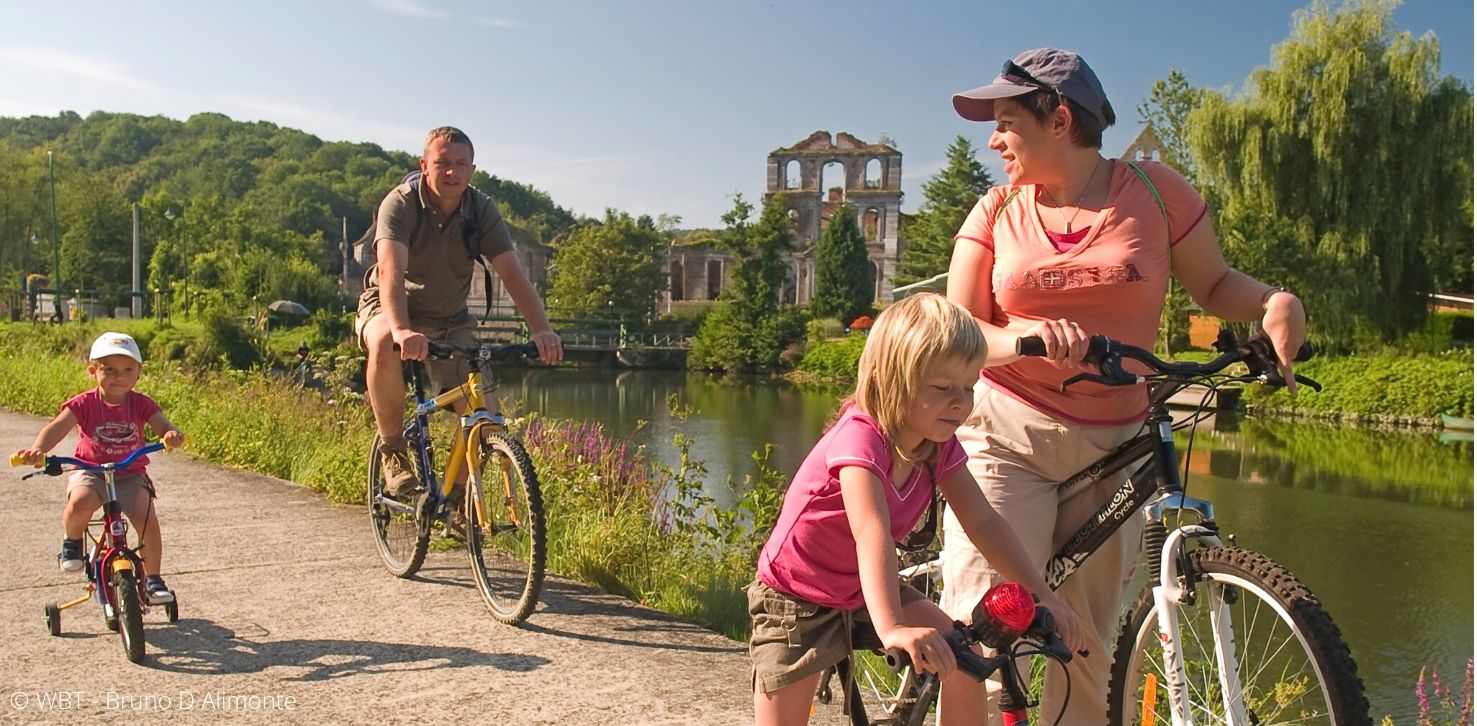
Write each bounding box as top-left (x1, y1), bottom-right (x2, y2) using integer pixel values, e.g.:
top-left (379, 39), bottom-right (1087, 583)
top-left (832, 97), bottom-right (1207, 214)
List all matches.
top-left (418, 364), bottom-right (522, 533)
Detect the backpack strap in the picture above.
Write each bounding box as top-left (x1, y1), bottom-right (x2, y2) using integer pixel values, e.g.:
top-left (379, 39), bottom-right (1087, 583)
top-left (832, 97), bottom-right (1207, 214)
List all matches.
top-left (1124, 160), bottom-right (1171, 241)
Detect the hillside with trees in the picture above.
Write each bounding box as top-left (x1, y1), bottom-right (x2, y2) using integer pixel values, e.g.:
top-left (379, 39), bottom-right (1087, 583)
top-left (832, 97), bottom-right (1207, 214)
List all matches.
top-left (0, 111), bottom-right (576, 317)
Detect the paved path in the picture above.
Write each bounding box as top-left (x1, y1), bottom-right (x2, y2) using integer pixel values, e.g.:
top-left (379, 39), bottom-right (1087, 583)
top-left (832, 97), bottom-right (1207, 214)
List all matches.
top-left (0, 408), bottom-right (795, 725)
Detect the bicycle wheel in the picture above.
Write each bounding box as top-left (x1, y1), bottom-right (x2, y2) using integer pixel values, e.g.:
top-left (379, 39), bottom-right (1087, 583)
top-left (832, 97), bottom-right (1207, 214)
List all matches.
top-left (466, 429), bottom-right (546, 624)
top-left (367, 433), bottom-right (430, 577)
top-left (112, 570), bottom-right (145, 663)
top-left (850, 650), bottom-right (932, 725)
top-left (1107, 546), bottom-right (1370, 725)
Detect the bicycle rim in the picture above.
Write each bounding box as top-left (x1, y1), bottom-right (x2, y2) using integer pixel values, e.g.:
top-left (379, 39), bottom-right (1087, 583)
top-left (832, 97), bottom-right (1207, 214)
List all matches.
top-left (367, 434), bottom-right (429, 577)
top-left (467, 430), bottom-right (546, 624)
top-left (1107, 547), bottom-right (1370, 725)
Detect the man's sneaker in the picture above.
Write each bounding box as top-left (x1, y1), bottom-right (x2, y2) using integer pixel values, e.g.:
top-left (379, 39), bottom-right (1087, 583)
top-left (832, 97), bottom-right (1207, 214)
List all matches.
top-left (144, 576), bottom-right (175, 605)
top-left (444, 508), bottom-right (468, 542)
top-left (58, 538), bottom-right (84, 572)
top-left (379, 444), bottom-right (420, 499)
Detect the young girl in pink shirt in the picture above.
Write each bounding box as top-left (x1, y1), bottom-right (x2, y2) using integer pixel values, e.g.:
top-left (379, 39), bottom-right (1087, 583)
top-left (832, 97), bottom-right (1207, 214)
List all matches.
top-left (748, 293), bottom-right (1085, 726)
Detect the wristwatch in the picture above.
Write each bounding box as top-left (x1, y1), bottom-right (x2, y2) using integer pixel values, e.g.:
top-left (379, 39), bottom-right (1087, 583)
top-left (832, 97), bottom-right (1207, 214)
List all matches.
top-left (1260, 285), bottom-right (1291, 310)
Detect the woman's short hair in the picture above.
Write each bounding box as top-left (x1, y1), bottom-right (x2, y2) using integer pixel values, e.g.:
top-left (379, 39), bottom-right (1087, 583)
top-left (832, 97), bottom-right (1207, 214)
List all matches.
top-left (424, 126), bottom-right (475, 160)
top-left (849, 293), bottom-right (986, 463)
top-left (1017, 90), bottom-right (1115, 149)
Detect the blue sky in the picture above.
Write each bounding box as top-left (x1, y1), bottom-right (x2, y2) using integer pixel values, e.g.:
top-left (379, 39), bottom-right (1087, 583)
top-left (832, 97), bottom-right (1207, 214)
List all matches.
top-left (0, 1), bottom-right (1471, 229)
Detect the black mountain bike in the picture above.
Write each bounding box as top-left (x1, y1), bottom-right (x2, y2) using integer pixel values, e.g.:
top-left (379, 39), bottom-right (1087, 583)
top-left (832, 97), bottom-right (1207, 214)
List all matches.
top-left (1012, 329), bottom-right (1371, 725)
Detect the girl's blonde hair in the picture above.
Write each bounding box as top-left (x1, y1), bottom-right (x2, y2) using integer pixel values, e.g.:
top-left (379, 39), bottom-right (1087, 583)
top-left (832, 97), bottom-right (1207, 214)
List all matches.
top-left (846, 293), bottom-right (985, 463)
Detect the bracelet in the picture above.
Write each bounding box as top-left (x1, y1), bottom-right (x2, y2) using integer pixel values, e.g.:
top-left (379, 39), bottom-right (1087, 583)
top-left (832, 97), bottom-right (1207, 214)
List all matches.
top-left (1260, 285), bottom-right (1291, 310)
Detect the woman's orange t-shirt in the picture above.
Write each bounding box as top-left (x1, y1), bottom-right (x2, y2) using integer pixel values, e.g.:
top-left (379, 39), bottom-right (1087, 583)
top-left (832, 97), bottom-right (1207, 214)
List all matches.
top-left (953, 160), bottom-right (1209, 425)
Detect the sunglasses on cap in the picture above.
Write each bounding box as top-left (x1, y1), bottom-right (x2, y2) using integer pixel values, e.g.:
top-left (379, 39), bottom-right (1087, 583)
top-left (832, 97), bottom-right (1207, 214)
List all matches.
top-left (1002, 60), bottom-right (1052, 91)
top-left (1002, 59), bottom-right (1065, 108)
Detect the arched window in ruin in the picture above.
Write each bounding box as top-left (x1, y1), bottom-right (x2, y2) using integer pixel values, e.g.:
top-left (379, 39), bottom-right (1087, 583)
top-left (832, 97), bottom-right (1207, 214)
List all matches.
top-left (862, 208), bottom-right (880, 242)
top-left (865, 158), bottom-right (882, 189)
top-left (785, 159), bottom-right (801, 190)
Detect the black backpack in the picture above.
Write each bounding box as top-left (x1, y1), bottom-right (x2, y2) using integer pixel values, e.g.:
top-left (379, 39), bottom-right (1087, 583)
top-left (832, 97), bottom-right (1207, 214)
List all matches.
top-left (361, 170), bottom-right (497, 319)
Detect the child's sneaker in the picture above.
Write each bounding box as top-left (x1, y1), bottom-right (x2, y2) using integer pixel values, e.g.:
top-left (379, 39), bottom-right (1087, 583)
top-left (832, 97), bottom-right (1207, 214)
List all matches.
top-left (58, 538), bottom-right (84, 572)
top-left (144, 575), bottom-right (175, 605)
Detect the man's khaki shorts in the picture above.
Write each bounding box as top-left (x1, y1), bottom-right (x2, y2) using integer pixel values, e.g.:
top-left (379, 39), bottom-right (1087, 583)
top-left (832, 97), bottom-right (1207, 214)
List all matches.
top-left (747, 578), bottom-right (928, 694)
top-left (355, 295), bottom-right (479, 393)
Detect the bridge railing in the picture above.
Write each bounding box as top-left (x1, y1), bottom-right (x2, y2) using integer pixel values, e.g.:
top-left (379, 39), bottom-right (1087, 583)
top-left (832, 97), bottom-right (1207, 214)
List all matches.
top-left (474, 316), bottom-right (689, 349)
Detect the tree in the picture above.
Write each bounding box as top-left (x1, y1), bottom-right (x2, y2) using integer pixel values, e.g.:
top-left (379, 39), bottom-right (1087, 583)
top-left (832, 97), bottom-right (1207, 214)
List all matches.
top-left (690, 194), bottom-right (806, 372)
top-left (1137, 69), bottom-right (1210, 183)
top-left (896, 136), bottom-right (994, 286)
top-left (1187, 0), bottom-right (1473, 347)
top-left (546, 210), bottom-right (667, 325)
top-left (810, 203), bottom-right (872, 324)
top-left (1138, 69), bottom-right (1212, 355)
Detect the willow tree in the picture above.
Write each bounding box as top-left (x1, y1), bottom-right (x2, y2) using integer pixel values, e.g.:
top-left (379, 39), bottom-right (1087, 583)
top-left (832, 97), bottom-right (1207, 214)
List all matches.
top-left (1188, 0), bottom-right (1473, 347)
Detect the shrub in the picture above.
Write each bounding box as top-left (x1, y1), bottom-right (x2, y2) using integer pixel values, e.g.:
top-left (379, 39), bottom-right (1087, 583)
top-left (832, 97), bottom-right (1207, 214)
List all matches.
top-left (807, 317), bottom-right (844, 342)
top-left (193, 311), bottom-right (261, 370)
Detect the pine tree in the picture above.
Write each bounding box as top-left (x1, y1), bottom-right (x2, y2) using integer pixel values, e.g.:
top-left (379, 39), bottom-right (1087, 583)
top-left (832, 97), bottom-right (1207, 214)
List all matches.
top-left (896, 136), bottom-right (994, 286)
top-left (811, 203), bottom-right (872, 325)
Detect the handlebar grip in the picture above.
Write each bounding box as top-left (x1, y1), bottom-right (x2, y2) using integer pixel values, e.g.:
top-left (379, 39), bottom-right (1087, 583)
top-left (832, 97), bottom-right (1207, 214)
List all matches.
top-left (165, 435), bottom-right (191, 451)
top-left (8, 454), bottom-right (30, 467)
top-left (1015, 337), bottom-right (1047, 357)
top-left (1293, 342), bottom-right (1313, 363)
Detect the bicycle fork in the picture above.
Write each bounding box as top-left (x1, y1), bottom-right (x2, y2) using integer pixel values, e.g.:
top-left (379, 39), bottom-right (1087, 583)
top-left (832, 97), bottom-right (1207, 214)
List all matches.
top-left (1150, 524), bottom-right (1248, 726)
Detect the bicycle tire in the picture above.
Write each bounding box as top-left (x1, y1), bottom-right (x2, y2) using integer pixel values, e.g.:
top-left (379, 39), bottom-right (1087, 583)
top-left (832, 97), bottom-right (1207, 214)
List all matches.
top-left (367, 433), bottom-right (430, 577)
top-left (113, 570), bottom-right (145, 663)
top-left (1106, 546), bottom-right (1370, 725)
top-left (466, 430), bottom-right (546, 624)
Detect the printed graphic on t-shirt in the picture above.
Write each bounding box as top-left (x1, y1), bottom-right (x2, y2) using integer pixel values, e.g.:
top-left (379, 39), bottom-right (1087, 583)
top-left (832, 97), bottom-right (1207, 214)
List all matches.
top-left (94, 421), bottom-right (139, 446)
top-left (993, 263), bottom-right (1149, 292)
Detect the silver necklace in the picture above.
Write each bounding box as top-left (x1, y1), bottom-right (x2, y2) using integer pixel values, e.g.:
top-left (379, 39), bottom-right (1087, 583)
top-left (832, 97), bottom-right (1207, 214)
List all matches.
top-left (1041, 157), bottom-right (1104, 234)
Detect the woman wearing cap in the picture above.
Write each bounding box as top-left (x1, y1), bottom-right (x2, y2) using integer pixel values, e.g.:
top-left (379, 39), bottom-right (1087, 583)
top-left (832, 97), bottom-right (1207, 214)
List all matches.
top-left (938, 48), bottom-right (1307, 723)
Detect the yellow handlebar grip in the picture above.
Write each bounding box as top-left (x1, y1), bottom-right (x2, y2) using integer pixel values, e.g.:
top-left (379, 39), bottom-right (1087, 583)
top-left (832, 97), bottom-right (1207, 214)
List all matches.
top-left (9, 454), bottom-right (32, 467)
top-left (164, 435), bottom-right (191, 451)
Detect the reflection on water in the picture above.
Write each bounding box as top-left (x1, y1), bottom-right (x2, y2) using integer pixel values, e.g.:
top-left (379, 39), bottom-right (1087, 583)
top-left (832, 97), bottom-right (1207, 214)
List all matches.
top-left (500, 367), bottom-right (1473, 720)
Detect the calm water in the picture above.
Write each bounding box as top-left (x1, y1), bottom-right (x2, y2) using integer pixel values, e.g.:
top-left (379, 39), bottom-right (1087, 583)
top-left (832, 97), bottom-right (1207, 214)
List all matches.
top-left (499, 368), bottom-right (1474, 721)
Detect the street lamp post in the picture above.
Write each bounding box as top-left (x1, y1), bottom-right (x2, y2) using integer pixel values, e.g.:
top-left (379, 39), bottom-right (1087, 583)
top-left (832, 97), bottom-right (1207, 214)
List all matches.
top-left (48, 150), bottom-right (59, 310)
top-left (164, 207), bottom-right (187, 316)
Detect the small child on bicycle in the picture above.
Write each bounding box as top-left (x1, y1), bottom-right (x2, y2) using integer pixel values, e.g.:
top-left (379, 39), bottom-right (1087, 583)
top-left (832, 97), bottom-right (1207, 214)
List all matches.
top-left (12, 332), bottom-right (184, 605)
top-left (748, 293), bottom-right (1087, 726)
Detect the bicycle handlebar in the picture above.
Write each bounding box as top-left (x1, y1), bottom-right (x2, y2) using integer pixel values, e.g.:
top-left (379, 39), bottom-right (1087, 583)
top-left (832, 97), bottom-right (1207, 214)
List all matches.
top-left (10, 440), bottom-right (179, 476)
top-left (1014, 331), bottom-right (1320, 393)
top-left (883, 604), bottom-right (1075, 683)
top-left (391, 340), bottom-right (540, 363)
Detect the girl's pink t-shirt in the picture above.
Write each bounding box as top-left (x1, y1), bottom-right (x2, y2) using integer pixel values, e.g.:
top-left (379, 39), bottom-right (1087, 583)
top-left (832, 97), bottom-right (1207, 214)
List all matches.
top-left (953, 160), bottom-right (1209, 425)
top-left (756, 405), bottom-right (967, 610)
top-left (63, 389), bottom-right (161, 471)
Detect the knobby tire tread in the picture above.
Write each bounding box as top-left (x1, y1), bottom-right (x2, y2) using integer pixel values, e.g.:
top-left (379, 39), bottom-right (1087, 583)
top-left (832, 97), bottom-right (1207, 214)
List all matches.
top-left (1105, 546), bottom-right (1370, 725)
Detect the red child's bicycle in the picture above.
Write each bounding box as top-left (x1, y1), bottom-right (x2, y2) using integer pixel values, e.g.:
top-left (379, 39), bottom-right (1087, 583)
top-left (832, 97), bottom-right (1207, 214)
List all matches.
top-left (10, 441), bottom-right (181, 663)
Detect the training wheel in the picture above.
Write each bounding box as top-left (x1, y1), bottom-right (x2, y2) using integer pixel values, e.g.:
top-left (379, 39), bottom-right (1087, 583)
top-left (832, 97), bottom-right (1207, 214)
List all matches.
top-left (44, 603), bottom-right (61, 636)
top-left (165, 598), bottom-right (179, 623)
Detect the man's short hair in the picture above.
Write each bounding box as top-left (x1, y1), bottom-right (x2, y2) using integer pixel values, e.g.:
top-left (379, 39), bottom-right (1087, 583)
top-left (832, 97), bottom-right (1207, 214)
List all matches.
top-left (424, 126), bottom-right (475, 160)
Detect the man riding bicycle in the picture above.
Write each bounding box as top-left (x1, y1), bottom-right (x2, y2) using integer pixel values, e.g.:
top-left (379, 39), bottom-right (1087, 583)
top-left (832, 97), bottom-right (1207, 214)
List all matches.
top-left (356, 126), bottom-right (563, 500)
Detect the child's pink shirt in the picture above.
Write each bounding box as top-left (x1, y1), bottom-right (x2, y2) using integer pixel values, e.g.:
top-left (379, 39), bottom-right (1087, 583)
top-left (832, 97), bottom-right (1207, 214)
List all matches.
top-left (756, 405), bottom-right (966, 610)
top-left (63, 389), bottom-right (160, 471)
top-left (954, 160), bottom-right (1209, 425)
